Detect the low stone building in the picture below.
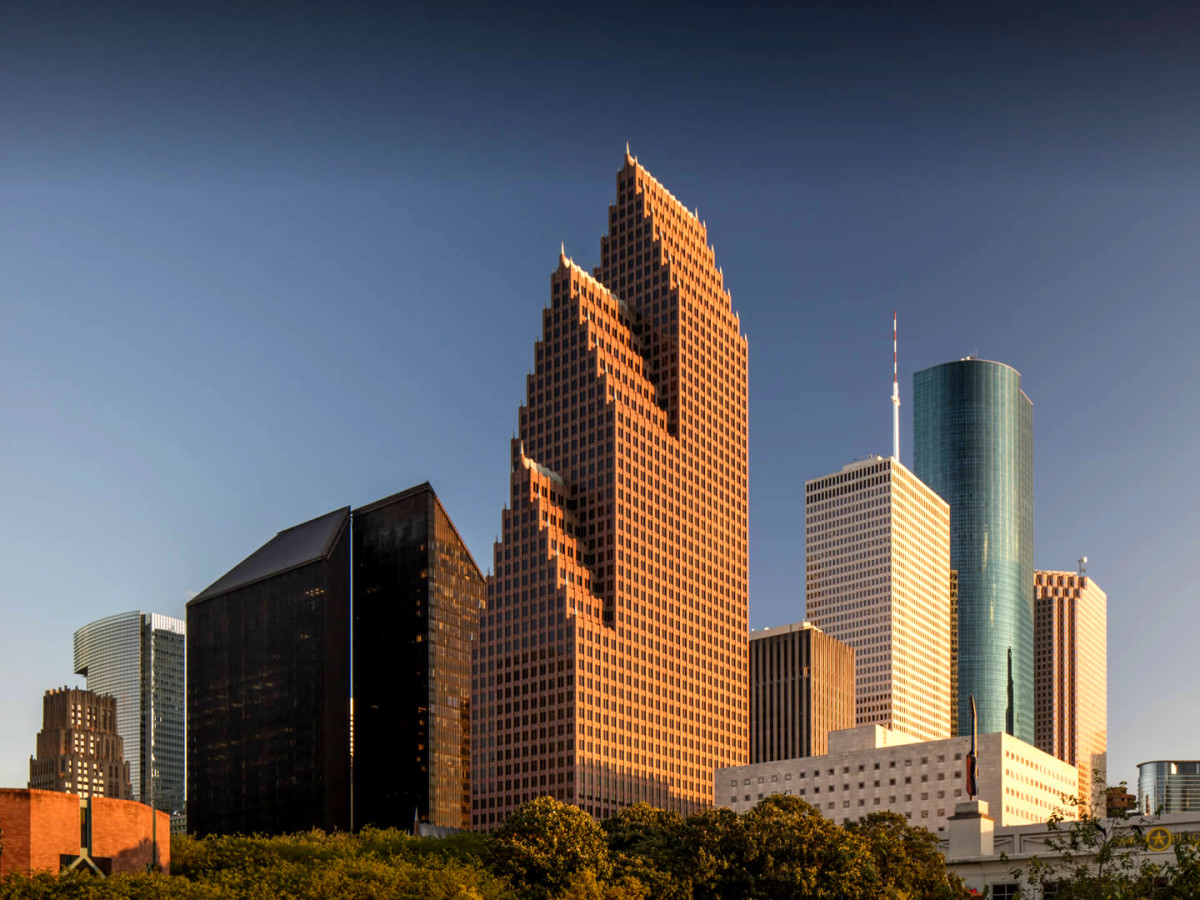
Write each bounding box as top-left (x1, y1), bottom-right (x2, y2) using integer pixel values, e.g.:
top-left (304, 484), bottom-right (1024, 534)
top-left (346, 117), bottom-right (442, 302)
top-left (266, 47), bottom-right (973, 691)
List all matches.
top-left (717, 724), bottom-right (1078, 835)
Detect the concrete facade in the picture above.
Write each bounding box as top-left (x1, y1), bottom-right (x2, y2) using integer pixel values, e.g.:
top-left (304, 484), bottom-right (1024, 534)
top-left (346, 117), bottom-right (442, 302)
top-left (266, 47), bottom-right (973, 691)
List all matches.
top-left (748, 622), bottom-right (855, 762)
top-left (1034, 570), bottom-right (1107, 816)
top-left (472, 152), bottom-right (749, 826)
top-left (0, 789), bottom-right (170, 877)
top-left (716, 724), bottom-right (1078, 835)
top-left (805, 456), bottom-right (952, 742)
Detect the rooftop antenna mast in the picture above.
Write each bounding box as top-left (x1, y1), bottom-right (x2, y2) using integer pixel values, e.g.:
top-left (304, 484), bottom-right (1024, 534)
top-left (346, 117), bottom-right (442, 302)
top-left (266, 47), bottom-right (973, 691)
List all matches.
top-left (891, 311), bottom-right (900, 461)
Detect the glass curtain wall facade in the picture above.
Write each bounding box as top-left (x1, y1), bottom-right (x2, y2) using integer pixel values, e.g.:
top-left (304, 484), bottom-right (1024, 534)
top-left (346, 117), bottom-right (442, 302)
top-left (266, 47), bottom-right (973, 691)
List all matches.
top-left (142, 614), bottom-right (186, 818)
top-left (1139, 761), bottom-right (1200, 815)
top-left (353, 483), bottom-right (484, 831)
top-left (74, 611), bottom-right (186, 815)
top-left (187, 507), bottom-right (351, 835)
top-left (913, 359), bottom-right (1034, 743)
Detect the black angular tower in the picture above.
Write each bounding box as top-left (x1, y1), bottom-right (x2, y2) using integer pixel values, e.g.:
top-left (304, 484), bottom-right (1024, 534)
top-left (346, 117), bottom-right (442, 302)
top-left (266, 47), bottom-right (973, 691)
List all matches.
top-left (187, 507), bottom-right (351, 835)
top-left (353, 483), bottom-right (484, 831)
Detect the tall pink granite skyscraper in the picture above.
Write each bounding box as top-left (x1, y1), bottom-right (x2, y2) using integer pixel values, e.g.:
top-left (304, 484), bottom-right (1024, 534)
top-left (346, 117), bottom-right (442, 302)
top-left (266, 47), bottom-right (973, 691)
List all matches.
top-left (471, 152), bottom-right (749, 827)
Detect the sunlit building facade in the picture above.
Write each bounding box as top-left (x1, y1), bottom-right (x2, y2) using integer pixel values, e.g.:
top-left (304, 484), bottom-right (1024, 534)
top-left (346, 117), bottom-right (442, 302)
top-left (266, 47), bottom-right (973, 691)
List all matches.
top-left (1034, 570), bottom-right (1107, 816)
top-left (28, 687), bottom-right (132, 800)
top-left (353, 483), bottom-right (485, 831)
top-left (805, 456), bottom-right (952, 742)
top-left (913, 358), bottom-right (1034, 743)
top-left (471, 152), bottom-right (750, 827)
top-left (74, 611), bottom-right (186, 816)
top-left (719, 724), bottom-right (1078, 834)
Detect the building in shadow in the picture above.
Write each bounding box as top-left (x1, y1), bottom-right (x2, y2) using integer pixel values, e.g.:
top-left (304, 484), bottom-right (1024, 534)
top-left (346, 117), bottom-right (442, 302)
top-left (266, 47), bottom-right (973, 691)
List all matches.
top-left (187, 507), bottom-right (351, 835)
top-left (353, 483), bottom-right (484, 831)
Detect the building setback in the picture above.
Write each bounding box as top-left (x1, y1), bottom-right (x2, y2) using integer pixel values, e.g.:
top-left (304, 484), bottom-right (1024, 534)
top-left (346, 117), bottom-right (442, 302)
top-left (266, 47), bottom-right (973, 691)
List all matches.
top-left (74, 611), bottom-right (186, 816)
top-left (913, 358), bottom-right (1034, 743)
top-left (717, 724), bottom-right (1078, 834)
top-left (472, 152), bottom-right (750, 827)
top-left (187, 507), bottom-right (351, 835)
top-left (28, 688), bottom-right (132, 801)
top-left (1033, 569), bottom-right (1107, 816)
top-left (353, 483), bottom-right (485, 831)
top-left (805, 456), bottom-right (952, 742)
top-left (749, 622), bottom-right (854, 763)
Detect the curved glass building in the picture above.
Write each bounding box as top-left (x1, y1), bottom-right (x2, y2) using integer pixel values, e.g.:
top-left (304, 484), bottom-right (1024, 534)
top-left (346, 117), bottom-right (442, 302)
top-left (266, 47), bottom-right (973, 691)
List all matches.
top-left (1138, 760), bottom-right (1200, 815)
top-left (913, 359), bottom-right (1033, 743)
top-left (74, 611), bottom-right (186, 816)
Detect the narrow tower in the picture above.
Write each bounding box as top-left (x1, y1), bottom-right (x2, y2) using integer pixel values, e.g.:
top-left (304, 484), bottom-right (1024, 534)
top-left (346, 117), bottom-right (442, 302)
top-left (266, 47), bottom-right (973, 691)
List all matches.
top-left (891, 312), bottom-right (900, 461)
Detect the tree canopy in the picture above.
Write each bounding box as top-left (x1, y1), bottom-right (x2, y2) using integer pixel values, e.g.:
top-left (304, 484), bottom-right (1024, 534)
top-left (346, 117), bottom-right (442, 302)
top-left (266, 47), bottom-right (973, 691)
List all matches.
top-left (0, 795), bottom-right (978, 899)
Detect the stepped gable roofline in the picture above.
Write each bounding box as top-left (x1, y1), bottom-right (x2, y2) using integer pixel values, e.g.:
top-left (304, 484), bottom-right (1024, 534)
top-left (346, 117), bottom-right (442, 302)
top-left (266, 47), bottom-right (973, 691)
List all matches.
top-left (354, 482), bottom-right (483, 581)
top-left (189, 506), bottom-right (351, 605)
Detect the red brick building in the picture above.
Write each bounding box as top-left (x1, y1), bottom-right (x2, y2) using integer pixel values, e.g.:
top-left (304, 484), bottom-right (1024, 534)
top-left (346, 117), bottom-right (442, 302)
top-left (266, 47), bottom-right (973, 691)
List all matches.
top-left (0, 789), bottom-right (170, 876)
top-left (472, 152), bottom-right (749, 827)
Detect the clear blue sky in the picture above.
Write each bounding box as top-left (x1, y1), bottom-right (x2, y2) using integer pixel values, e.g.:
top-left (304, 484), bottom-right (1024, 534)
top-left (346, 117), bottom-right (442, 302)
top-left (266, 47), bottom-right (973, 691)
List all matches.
top-left (2, 1), bottom-right (1196, 794)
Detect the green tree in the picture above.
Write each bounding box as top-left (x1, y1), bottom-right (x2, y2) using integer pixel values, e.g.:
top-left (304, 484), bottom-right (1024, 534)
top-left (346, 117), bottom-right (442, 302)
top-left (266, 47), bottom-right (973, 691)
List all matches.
top-left (602, 804), bottom-right (689, 900)
top-left (1003, 783), bottom-right (1182, 900)
top-left (674, 806), bottom-right (752, 900)
top-left (489, 796), bottom-right (610, 900)
top-left (737, 794), bottom-right (879, 899)
top-left (845, 810), bottom-right (969, 899)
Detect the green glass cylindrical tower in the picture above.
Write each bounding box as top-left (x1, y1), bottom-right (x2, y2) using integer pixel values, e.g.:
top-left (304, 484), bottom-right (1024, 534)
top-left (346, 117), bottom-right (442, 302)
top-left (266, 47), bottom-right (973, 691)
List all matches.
top-left (913, 359), bottom-right (1033, 743)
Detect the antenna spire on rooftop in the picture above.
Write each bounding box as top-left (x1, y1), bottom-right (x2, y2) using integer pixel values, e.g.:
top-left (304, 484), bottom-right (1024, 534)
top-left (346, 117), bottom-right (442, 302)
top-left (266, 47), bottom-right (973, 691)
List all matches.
top-left (891, 311), bottom-right (900, 461)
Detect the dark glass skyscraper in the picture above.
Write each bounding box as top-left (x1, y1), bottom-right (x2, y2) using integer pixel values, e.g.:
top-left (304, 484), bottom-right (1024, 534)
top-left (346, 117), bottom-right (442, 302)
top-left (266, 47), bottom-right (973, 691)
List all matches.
top-left (913, 359), bottom-right (1033, 743)
top-left (353, 483), bottom-right (484, 831)
top-left (187, 507), bottom-right (351, 835)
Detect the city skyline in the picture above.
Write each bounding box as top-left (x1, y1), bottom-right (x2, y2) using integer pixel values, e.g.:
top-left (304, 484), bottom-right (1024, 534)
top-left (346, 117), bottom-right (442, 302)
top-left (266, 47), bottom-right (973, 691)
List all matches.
top-left (2, 2), bottom-right (1197, 797)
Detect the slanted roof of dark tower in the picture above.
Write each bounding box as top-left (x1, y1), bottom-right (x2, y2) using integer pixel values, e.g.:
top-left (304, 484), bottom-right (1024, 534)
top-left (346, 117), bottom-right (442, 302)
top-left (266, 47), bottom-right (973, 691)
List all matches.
top-left (189, 506), bottom-right (351, 604)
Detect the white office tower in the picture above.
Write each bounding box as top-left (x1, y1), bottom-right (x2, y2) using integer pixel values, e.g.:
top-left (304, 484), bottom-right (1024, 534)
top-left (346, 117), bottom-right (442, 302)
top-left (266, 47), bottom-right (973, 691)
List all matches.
top-left (805, 456), bottom-right (952, 742)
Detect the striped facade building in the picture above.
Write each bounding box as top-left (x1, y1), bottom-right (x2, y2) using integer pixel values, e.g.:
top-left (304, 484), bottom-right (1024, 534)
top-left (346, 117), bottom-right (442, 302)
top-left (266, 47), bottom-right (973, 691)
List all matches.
top-left (749, 622), bottom-right (855, 762)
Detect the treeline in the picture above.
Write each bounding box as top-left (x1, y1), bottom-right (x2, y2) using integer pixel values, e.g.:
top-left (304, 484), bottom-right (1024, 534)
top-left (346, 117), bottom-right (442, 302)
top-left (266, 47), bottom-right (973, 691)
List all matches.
top-left (0, 794), bottom-right (970, 899)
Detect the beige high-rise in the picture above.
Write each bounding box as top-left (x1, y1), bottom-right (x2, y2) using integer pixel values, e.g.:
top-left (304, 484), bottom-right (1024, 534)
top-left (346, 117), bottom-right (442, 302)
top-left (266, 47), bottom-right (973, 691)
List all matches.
top-left (1034, 570), bottom-right (1107, 816)
top-left (472, 152), bottom-right (749, 827)
top-left (805, 456), bottom-right (951, 742)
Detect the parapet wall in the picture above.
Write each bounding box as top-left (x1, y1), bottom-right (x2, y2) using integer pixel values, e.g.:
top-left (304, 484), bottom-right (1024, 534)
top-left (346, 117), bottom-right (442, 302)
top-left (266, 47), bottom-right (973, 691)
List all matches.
top-left (0, 788), bottom-right (171, 877)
